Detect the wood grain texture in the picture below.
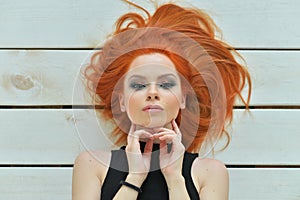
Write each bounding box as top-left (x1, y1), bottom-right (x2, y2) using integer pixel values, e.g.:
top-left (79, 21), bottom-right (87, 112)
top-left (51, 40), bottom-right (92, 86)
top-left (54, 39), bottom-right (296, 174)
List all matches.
top-left (229, 168), bottom-right (300, 200)
top-left (214, 109), bottom-right (300, 165)
top-left (0, 109), bottom-right (299, 165)
top-left (0, 50), bottom-right (90, 105)
top-left (0, 0), bottom-right (299, 48)
top-left (0, 167), bottom-right (72, 200)
top-left (0, 0), bottom-right (299, 199)
top-left (0, 109), bottom-right (82, 164)
top-left (1, 167), bottom-right (299, 200)
top-left (1, 50), bottom-right (299, 105)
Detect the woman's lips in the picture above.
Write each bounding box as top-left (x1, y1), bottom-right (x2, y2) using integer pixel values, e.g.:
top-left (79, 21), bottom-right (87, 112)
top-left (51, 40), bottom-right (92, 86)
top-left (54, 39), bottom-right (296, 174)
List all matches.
top-left (142, 105), bottom-right (163, 112)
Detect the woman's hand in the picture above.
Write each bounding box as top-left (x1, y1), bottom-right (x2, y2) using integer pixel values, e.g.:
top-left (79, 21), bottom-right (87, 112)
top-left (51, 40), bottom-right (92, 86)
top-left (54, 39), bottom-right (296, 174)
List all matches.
top-left (153, 120), bottom-right (185, 179)
top-left (125, 124), bottom-right (153, 183)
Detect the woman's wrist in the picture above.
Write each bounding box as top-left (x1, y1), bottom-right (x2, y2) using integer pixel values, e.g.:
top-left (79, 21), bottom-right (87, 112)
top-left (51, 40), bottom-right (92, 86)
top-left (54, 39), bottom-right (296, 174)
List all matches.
top-left (164, 175), bottom-right (186, 189)
top-left (126, 173), bottom-right (147, 187)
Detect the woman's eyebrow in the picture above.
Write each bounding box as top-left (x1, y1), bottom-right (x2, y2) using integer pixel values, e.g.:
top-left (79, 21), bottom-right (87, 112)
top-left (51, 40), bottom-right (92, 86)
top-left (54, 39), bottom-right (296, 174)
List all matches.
top-left (128, 75), bottom-right (146, 81)
top-left (128, 73), bottom-right (178, 81)
top-left (157, 73), bottom-right (178, 79)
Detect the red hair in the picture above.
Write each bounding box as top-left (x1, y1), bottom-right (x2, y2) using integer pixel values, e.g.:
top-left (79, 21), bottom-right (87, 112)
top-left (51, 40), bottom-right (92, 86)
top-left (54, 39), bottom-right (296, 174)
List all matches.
top-left (84, 2), bottom-right (252, 153)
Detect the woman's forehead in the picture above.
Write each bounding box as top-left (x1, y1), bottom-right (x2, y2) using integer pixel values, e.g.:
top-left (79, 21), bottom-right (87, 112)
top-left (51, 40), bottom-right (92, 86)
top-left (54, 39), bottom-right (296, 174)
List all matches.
top-left (129, 53), bottom-right (175, 69)
top-left (126, 53), bottom-right (179, 79)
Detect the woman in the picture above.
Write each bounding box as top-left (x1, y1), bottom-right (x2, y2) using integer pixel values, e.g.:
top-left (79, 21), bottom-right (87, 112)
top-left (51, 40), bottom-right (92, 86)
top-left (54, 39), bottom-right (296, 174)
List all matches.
top-left (72, 1), bottom-right (251, 199)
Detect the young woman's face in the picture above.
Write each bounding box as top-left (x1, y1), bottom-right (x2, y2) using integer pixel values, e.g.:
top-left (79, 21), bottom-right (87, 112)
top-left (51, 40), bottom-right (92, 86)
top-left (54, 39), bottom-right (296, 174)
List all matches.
top-left (119, 53), bottom-right (185, 129)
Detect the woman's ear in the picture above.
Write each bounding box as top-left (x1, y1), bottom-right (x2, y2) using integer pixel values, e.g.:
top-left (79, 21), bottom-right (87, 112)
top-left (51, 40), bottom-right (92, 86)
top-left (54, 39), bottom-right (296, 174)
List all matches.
top-left (180, 94), bottom-right (186, 109)
top-left (119, 94), bottom-right (126, 112)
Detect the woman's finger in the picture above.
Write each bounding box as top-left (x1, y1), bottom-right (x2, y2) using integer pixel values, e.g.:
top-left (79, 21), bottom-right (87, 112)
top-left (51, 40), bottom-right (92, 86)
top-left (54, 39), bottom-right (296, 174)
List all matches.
top-left (127, 131), bottom-right (152, 144)
top-left (171, 119), bottom-right (181, 135)
top-left (127, 124), bottom-right (136, 144)
top-left (154, 132), bottom-right (177, 142)
top-left (154, 131), bottom-right (175, 137)
top-left (127, 126), bottom-right (153, 153)
top-left (153, 127), bottom-right (175, 134)
top-left (144, 139), bottom-right (153, 154)
top-left (126, 127), bottom-right (153, 174)
top-left (159, 139), bottom-right (168, 155)
top-left (129, 123), bottom-right (136, 133)
top-left (127, 133), bottom-right (152, 154)
top-left (158, 135), bottom-right (176, 144)
top-left (155, 130), bottom-right (183, 151)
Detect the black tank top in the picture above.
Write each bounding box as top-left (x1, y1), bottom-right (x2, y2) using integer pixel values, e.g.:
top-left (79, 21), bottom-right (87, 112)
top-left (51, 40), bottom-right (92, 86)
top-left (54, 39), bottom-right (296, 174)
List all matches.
top-left (101, 142), bottom-right (200, 200)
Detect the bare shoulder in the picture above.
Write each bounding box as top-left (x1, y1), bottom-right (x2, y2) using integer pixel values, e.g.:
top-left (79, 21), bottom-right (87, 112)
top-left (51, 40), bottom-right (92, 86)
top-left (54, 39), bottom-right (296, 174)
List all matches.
top-left (72, 150), bottom-right (111, 200)
top-left (191, 158), bottom-right (229, 199)
top-left (74, 150), bottom-right (111, 182)
top-left (193, 157), bottom-right (228, 177)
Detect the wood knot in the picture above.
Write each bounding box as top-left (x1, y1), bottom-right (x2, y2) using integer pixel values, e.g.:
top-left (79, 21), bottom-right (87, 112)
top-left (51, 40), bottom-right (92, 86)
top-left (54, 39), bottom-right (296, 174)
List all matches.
top-left (11, 74), bottom-right (35, 90)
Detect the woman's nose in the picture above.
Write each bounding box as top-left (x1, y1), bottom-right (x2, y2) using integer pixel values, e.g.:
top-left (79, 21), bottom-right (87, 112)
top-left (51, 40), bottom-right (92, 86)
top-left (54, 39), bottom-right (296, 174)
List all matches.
top-left (146, 84), bottom-right (160, 101)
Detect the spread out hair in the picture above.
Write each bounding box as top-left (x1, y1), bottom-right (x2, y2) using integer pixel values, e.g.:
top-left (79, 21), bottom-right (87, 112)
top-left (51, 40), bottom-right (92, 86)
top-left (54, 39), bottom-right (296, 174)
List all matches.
top-left (84, 1), bottom-right (252, 153)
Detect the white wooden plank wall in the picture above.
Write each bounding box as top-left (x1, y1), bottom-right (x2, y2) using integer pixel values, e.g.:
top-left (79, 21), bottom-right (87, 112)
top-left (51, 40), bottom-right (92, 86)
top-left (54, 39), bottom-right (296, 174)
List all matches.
top-left (0, 0), bottom-right (299, 199)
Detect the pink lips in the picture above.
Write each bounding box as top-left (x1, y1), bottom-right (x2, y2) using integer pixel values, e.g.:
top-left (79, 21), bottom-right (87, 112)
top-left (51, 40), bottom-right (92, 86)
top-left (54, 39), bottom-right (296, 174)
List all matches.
top-left (142, 105), bottom-right (163, 112)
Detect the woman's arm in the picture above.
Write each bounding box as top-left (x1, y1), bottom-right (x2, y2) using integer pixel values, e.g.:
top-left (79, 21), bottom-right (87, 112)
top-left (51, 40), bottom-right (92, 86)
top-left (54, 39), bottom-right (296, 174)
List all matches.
top-left (154, 120), bottom-right (190, 200)
top-left (113, 124), bottom-right (153, 200)
top-left (197, 158), bottom-right (229, 200)
top-left (112, 174), bottom-right (146, 199)
top-left (165, 175), bottom-right (190, 200)
top-left (72, 151), bottom-right (105, 200)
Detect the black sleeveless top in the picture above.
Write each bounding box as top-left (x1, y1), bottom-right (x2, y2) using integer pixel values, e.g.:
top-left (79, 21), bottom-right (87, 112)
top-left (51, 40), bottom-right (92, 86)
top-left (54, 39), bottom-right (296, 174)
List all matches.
top-left (101, 142), bottom-right (200, 200)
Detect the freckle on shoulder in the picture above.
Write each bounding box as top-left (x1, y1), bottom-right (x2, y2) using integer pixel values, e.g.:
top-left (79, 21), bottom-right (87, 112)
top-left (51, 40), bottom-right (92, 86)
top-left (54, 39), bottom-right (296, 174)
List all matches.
top-left (74, 150), bottom-right (111, 169)
top-left (193, 157), bottom-right (227, 174)
top-left (192, 157), bottom-right (228, 190)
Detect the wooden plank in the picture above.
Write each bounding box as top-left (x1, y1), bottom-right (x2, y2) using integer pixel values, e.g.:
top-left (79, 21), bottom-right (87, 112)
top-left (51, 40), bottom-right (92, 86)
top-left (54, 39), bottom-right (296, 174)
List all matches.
top-left (194, 0), bottom-right (300, 49)
top-left (0, 0), bottom-right (299, 48)
top-left (229, 168), bottom-right (300, 200)
top-left (0, 167), bottom-right (299, 199)
top-left (0, 109), bottom-right (299, 165)
top-left (0, 167), bottom-right (72, 200)
top-left (0, 50), bottom-right (90, 105)
top-left (236, 50), bottom-right (300, 106)
top-left (1, 50), bottom-right (300, 106)
top-left (214, 109), bottom-right (300, 165)
top-left (0, 109), bottom-right (83, 164)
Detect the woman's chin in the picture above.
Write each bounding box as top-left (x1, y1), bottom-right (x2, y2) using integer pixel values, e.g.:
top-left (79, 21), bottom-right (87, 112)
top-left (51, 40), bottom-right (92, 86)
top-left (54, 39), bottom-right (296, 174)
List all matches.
top-left (137, 122), bottom-right (165, 129)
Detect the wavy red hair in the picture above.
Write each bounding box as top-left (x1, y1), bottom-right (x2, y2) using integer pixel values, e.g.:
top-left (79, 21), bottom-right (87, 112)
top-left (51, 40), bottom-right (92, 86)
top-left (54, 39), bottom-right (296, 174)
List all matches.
top-left (84, 1), bottom-right (252, 153)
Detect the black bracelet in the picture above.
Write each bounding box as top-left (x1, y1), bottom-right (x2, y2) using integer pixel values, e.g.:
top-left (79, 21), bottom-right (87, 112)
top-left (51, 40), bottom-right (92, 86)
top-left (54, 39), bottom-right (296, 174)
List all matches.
top-left (120, 180), bottom-right (142, 194)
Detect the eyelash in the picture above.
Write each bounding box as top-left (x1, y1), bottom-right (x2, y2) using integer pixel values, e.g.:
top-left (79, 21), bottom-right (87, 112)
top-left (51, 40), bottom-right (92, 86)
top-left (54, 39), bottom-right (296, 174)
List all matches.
top-left (129, 83), bottom-right (146, 90)
top-left (129, 82), bottom-right (176, 90)
top-left (159, 82), bottom-right (176, 89)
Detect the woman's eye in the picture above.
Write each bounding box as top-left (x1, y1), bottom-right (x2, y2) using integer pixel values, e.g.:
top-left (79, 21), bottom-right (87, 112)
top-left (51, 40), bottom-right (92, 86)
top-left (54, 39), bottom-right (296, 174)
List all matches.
top-left (129, 83), bottom-right (146, 90)
top-left (159, 82), bottom-right (176, 89)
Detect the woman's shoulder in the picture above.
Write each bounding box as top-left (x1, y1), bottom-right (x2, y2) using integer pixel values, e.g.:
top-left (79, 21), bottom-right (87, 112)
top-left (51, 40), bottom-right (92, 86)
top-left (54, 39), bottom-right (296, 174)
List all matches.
top-left (72, 150), bottom-right (112, 199)
top-left (193, 157), bottom-right (228, 173)
top-left (191, 157), bottom-right (229, 194)
top-left (73, 150), bottom-right (111, 183)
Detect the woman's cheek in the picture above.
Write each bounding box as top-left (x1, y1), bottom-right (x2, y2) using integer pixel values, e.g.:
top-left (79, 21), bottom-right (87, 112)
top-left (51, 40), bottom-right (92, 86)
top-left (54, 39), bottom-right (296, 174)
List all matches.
top-left (126, 94), bottom-right (145, 124)
top-left (166, 106), bottom-right (180, 122)
top-left (165, 94), bottom-right (181, 117)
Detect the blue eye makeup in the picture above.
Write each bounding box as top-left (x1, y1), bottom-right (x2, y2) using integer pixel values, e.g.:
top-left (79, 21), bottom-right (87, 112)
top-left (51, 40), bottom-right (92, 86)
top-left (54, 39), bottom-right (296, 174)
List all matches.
top-left (158, 81), bottom-right (176, 89)
top-left (129, 82), bottom-right (147, 90)
top-left (128, 75), bottom-right (178, 90)
top-left (129, 81), bottom-right (176, 90)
